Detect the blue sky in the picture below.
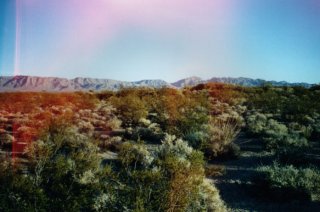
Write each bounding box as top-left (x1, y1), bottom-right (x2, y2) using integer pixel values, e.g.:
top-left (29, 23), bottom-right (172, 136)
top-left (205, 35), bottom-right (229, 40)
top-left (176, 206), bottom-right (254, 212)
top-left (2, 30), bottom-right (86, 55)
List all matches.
top-left (0, 0), bottom-right (319, 83)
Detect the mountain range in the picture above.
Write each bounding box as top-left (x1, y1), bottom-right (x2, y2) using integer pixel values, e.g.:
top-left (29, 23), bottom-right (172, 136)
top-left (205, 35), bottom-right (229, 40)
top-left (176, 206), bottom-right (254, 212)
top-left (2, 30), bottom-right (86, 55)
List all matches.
top-left (0, 75), bottom-right (315, 92)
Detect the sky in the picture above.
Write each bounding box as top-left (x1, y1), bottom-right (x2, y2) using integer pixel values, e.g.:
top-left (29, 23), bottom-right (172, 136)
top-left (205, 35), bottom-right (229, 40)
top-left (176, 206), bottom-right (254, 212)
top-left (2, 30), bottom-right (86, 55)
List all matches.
top-left (0, 0), bottom-right (320, 83)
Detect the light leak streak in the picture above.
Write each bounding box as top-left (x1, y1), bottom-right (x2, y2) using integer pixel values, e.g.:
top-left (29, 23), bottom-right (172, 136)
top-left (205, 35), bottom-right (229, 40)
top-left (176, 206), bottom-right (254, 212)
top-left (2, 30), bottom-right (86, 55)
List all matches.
top-left (14, 0), bottom-right (21, 76)
top-left (12, 0), bottom-right (22, 163)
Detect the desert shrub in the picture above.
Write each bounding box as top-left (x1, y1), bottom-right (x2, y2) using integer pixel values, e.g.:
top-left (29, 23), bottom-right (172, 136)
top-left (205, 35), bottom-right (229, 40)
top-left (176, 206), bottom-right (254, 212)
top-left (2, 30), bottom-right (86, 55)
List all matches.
top-left (288, 122), bottom-right (313, 138)
top-left (150, 88), bottom-right (210, 137)
top-left (177, 97), bottom-right (210, 136)
top-left (0, 92), bottom-right (97, 114)
top-left (189, 179), bottom-right (227, 212)
top-left (205, 165), bottom-right (226, 177)
top-left (264, 132), bottom-right (308, 150)
top-left (110, 134), bottom-right (226, 211)
top-left (184, 131), bottom-right (208, 150)
top-left (192, 83), bottom-right (246, 106)
top-left (156, 134), bottom-right (226, 211)
top-left (246, 85), bottom-right (320, 124)
top-left (246, 87), bottom-right (286, 114)
top-left (256, 163), bottom-right (320, 201)
top-left (246, 113), bottom-right (310, 150)
top-left (110, 94), bottom-right (148, 127)
top-left (152, 88), bottom-right (185, 132)
top-left (0, 161), bottom-right (48, 212)
top-left (0, 92), bottom-right (99, 151)
top-left (110, 141), bottom-right (164, 211)
top-left (0, 121), bottom-right (114, 211)
top-left (204, 118), bottom-right (240, 159)
top-left (246, 112), bottom-right (268, 135)
top-left (210, 99), bottom-right (245, 128)
top-left (256, 119), bottom-right (309, 150)
top-left (129, 126), bottom-right (164, 143)
top-left (108, 87), bottom-right (210, 139)
top-left (25, 123), bottom-right (108, 211)
top-left (262, 119), bottom-right (288, 141)
top-left (95, 90), bottom-right (115, 100)
top-left (94, 101), bottom-right (121, 128)
top-left (99, 136), bottom-right (123, 152)
top-left (125, 119), bottom-right (164, 143)
top-left (118, 142), bottom-right (154, 169)
top-left (75, 103), bottom-right (120, 129)
top-left (72, 101), bottom-right (124, 152)
top-left (78, 120), bottom-right (95, 135)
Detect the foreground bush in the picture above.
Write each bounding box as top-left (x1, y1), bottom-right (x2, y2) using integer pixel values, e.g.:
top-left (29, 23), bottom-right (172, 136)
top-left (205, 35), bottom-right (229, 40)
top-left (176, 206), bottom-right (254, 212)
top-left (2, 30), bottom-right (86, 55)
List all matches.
top-left (0, 123), bottom-right (226, 211)
top-left (256, 163), bottom-right (320, 201)
top-left (113, 134), bottom-right (227, 211)
top-left (0, 121), bottom-right (108, 211)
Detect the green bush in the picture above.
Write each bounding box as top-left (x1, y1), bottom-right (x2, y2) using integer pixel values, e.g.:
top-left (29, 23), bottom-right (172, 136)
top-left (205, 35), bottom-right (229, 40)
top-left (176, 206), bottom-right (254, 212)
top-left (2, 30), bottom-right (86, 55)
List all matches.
top-left (288, 122), bottom-right (313, 138)
top-left (156, 134), bottom-right (226, 211)
top-left (262, 119), bottom-right (288, 149)
top-left (246, 112), bottom-right (268, 135)
top-left (264, 133), bottom-right (309, 150)
top-left (256, 163), bottom-right (320, 201)
top-left (113, 134), bottom-right (227, 211)
top-left (123, 118), bottom-right (164, 143)
top-left (110, 94), bottom-right (148, 127)
top-left (184, 131), bottom-right (208, 150)
top-left (0, 121), bottom-right (227, 211)
top-left (0, 121), bottom-right (113, 211)
top-left (247, 116), bottom-right (310, 150)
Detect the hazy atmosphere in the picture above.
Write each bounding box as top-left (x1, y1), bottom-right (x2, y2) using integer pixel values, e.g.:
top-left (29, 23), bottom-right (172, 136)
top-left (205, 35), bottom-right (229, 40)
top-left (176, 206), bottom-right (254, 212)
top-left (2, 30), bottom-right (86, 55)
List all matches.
top-left (1, 0), bottom-right (320, 83)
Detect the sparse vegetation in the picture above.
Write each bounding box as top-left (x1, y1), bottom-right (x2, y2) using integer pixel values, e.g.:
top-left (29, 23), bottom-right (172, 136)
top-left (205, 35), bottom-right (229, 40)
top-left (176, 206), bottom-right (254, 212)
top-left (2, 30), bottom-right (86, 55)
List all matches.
top-left (0, 84), bottom-right (320, 211)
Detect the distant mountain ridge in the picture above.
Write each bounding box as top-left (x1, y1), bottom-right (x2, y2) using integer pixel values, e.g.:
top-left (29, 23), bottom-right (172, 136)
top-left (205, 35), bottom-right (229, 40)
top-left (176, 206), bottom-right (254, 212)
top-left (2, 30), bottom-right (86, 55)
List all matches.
top-left (171, 76), bottom-right (203, 88)
top-left (0, 75), bottom-right (315, 91)
top-left (0, 76), bottom-right (171, 91)
top-left (173, 76), bottom-right (314, 88)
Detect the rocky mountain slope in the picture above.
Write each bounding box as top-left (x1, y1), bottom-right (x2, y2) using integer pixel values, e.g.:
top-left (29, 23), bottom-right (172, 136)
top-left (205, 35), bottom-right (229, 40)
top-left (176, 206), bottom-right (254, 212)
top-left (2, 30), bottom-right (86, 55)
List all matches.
top-left (174, 76), bottom-right (314, 88)
top-left (171, 76), bottom-right (203, 88)
top-left (0, 75), bottom-right (315, 91)
top-left (0, 76), bottom-right (171, 91)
